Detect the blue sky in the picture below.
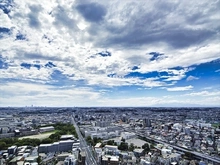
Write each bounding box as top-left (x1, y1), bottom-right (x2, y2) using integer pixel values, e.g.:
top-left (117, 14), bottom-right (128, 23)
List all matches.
top-left (0, 0), bottom-right (220, 107)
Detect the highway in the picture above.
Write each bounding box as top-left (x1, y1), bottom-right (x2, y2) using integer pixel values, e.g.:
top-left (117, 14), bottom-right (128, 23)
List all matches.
top-left (72, 116), bottom-right (98, 165)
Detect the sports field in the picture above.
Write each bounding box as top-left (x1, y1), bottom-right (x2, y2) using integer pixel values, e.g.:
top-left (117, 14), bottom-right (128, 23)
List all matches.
top-left (18, 131), bottom-right (55, 140)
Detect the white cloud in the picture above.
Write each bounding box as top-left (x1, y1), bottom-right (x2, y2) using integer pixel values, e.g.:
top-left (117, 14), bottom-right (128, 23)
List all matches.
top-left (1, 82), bottom-right (220, 107)
top-left (186, 75), bottom-right (199, 81)
top-left (184, 91), bottom-right (220, 97)
top-left (0, 82), bottom-right (101, 106)
top-left (203, 86), bottom-right (213, 90)
top-left (96, 95), bottom-right (220, 107)
top-left (0, 10), bottom-right (12, 27)
top-left (166, 85), bottom-right (193, 91)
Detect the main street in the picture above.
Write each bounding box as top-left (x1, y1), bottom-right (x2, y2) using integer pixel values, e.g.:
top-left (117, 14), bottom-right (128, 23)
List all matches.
top-left (72, 116), bottom-right (98, 165)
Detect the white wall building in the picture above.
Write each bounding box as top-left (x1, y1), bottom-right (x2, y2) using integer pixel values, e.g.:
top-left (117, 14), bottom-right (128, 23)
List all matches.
top-left (38, 140), bottom-right (75, 153)
top-left (39, 126), bottom-right (54, 133)
top-left (121, 132), bottom-right (136, 140)
top-left (104, 145), bottom-right (120, 156)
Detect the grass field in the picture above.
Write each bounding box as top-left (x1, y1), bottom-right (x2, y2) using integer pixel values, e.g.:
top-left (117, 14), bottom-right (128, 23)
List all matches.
top-left (212, 123), bottom-right (220, 128)
top-left (19, 131), bottom-right (56, 140)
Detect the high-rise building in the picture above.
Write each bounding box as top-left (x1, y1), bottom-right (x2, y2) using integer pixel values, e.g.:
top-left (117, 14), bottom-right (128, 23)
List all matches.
top-left (143, 118), bottom-right (151, 127)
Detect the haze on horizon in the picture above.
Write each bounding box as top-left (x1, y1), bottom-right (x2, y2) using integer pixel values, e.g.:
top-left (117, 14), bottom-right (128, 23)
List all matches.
top-left (0, 0), bottom-right (220, 107)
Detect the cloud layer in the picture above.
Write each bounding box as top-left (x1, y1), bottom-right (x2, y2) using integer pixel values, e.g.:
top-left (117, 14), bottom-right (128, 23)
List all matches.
top-left (0, 0), bottom-right (220, 106)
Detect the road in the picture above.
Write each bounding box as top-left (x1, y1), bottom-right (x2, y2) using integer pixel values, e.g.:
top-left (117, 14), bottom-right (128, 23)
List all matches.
top-left (72, 116), bottom-right (98, 165)
top-left (132, 130), bottom-right (220, 164)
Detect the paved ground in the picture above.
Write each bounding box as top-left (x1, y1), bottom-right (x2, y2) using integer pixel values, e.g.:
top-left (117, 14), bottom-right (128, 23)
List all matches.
top-left (18, 132), bottom-right (55, 140)
top-left (126, 138), bottom-right (149, 148)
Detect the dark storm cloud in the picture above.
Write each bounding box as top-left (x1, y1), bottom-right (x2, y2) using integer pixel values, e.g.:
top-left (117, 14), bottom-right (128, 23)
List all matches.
top-left (21, 52), bottom-right (62, 61)
top-left (28, 5), bottom-right (42, 29)
top-left (53, 5), bottom-right (78, 30)
top-left (24, 53), bottom-right (51, 60)
top-left (161, 28), bottom-right (216, 48)
top-left (89, 1), bottom-right (219, 49)
top-left (76, 2), bottom-right (106, 23)
top-left (126, 55), bottom-right (148, 66)
top-left (18, 52), bottom-right (74, 63)
top-left (102, 20), bottom-right (217, 49)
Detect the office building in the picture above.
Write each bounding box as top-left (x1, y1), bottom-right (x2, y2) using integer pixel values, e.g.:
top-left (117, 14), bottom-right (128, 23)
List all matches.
top-left (38, 140), bottom-right (74, 153)
top-left (39, 126), bottom-right (54, 133)
top-left (143, 118), bottom-right (151, 127)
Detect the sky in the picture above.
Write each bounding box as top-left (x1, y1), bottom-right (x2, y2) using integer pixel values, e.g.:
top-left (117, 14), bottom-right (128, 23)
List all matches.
top-left (0, 0), bottom-right (220, 107)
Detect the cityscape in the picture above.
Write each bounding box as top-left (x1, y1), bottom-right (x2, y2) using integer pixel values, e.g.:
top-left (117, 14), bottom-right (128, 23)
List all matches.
top-left (0, 0), bottom-right (220, 165)
top-left (0, 107), bottom-right (220, 165)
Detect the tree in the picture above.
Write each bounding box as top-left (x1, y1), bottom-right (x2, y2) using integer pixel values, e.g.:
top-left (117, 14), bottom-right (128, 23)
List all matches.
top-left (0, 142), bottom-right (6, 150)
top-left (118, 142), bottom-right (128, 151)
top-left (142, 143), bottom-right (150, 153)
top-left (16, 138), bottom-right (41, 147)
top-left (49, 132), bottom-right (61, 142)
top-left (86, 136), bottom-right (92, 142)
top-left (41, 138), bottom-right (52, 144)
top-left (107, 140), bottom-right (115, 145)
top-left (86, 136), bottom-right (94, 145)
top-left (37, 156), bottom-right (42, 164)
top-left (129, 143), bottom-right (135, 151)
top-left (93, 137), bottom-right (102, 144)
top-left (185, 151), bottom-right (192, 159)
